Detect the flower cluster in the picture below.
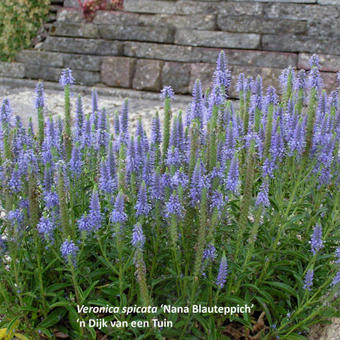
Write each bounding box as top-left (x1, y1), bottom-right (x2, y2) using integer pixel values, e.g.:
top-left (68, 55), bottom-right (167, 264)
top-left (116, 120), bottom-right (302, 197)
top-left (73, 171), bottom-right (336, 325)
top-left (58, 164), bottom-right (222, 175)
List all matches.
top-left (0, 51), bottom-right (339, 339)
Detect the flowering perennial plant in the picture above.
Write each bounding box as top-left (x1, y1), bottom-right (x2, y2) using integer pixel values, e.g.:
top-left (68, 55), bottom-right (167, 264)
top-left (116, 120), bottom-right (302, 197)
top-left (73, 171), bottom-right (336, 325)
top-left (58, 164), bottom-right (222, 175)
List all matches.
top-left (0, 52), bottom-right (339, 339)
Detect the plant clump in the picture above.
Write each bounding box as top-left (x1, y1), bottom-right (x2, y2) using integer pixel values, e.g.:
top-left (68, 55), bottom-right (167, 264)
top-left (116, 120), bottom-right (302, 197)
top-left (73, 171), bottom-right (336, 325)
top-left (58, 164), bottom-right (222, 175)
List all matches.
top-left (0, 52), bottom-right (339, 339)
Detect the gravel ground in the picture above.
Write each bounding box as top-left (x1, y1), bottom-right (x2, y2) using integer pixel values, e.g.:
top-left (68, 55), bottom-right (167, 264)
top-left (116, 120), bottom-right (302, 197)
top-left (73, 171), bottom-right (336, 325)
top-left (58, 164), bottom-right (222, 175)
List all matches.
top-left (0, 78), bottom-right (192, 133)
top-left (0, 78), bottom-right (339, 340)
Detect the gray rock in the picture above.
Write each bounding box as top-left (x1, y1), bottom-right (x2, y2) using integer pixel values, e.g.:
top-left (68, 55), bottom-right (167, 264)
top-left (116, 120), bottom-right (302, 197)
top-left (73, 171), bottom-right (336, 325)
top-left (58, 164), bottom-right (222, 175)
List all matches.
top-left (99, 25), bottom-right (174, 43)
top-left (16, 50), bottom-right (63, 67)
top-left (262, 34), bottom-right (340, 55)
top-left (175, 0), bottom-right (221, 15)
top-left (101, 57), bottom-right (135, 88)
top-left (217, 15), bottom-right (307, 34)
top-left (51, 23), bottom-right (99, 38)
top-left (219, 1), bottom-right (263, 16)
top-left (25, 64), bottom-right (100, 85)
top-left (230, 0), bottom-right (316, 2)
top-left (0, 62), bottom-right (25, 79)
top-left (133, 60), bottom-right (163, 91)
top-left (298, 53), bottom-right (340, 72)
top-left (318, 0), bottom-right (340, 4)
top-left (124, 42), bottom-right (297, 68)
top-left (57, 9), bottom-right (84, 23)
top-left (175, 29), bottom-right (260, 49)
top-left (93, 11), bottom-right (216, 31)
top-left (189, 63), bottom-right (215, 93)
top-left (124, 0), bottom-right (177, 14)
top-left (42, 37), bottom-right (122, 56)
top-left (162, 62), bottom-right (191, 93)
top-left (64, 0), bottom-right (80, 7)
top-left (62, 54), bottom-right (102, 71)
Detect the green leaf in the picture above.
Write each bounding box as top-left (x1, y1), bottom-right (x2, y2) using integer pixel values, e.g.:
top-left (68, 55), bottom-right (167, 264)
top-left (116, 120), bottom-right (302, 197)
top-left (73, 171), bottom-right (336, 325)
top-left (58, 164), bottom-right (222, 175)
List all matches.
top-left (36, 308), bottom-right (66, 329)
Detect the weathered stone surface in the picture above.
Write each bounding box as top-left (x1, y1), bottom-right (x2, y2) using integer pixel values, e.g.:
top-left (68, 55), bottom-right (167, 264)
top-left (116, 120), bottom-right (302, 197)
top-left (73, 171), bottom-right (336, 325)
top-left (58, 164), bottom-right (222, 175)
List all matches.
top-left (320, 72), bottom-right (338, 92)
top-left (264, 3), bottom-right (340, 38)
top-left (298, 53), bottom-right (340, 72)
top-left (57, 9), bottom-right (84, 23)
top-left (101, 57), bottom-right (135, 88)
top-left (175, 1), bottom-right (221, 15)
top-left (16, 50), bottom-right (63, 67)
top-left (219, 2), bottom-right (263, 16)
top-left (42, 37), bottom-right (122, 55)
top-left (0, 62), bottom-right (25, 78)
top-left (99, 25), bottom-right (174, 43)
top-left (189, 63), bottom-right (282, 98)
top-left (262, 35), bottom-right (340, 55)
top-left (133, 60), bottom-right (163, 91)
top-left (25, 64), bottom-right (100, 85)
top-left (217, 15), bottom-right (307, 34)
top-left (63, 54), bottom-right (102, 71)
top-left (175, 29), bottom-right (260, 49)
top-left (124, 0), bottom-right (177, 14)
top-left (230, 0), bottom-right (316, 2)
top-left (162, 62), bottom-right (191, 93)
top-left (64, 0), bottom-right (80, 7)
top-left (189, 63), bottom-right (215, 94)
top-left (51, 23), bottom-right (99, 38)
top-left (93, 11), bottom-right (216, 30)
top-left (318, 0), bottom-right (339, 4)
top-left (124, 42), bottom-right (297, 68)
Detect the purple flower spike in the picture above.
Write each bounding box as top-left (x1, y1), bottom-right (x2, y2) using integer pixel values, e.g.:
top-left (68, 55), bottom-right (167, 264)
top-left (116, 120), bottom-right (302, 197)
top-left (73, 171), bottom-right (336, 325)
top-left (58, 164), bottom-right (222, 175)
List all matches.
top-left (135, 181), bottom-right (151, 217)
top-left (132, 222), bottom-right (145, 249)
top-left (303, 269), bottom-right (314, 291)
top-left (60, 240), bottom-right (79, 265)
top-left (256, 179), bottom-right (270, 207)
top-left (165, 191), bottom-right (184, 218)
top-left (216, 253), bottom-right (228, 288)
top-left (310, 224), bottom-right (324, 255)
top-left (37, 216), bottom-right (56, 242)
top-left (35, 82), bottom-right (45, 109)
top-left (111, 192), bottom-right (127, 224)
top-left (225, 154), bottom-right (239, 194)
top-left (191, 80), bottom-right (204, 125)
top-left (161, 86), bottom-right (175, 100)
top-left (59, 68), bottom-right (74, 87)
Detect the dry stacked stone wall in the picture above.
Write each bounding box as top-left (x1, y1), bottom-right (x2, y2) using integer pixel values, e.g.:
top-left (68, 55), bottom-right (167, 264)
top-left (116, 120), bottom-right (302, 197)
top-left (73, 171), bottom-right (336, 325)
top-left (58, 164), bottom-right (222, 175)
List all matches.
top-left (2, 0), bottom-right (340, 97)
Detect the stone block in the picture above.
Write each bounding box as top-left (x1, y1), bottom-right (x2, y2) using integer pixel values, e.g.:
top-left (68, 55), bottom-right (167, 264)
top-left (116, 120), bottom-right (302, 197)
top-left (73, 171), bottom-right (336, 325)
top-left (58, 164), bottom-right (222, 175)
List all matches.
top-left (64, 0), bottom-right (80, 7)
top-left (124, 42), bottom-right (297, 68)
top-left (124, 0), bottom-right (177, 14)
top-left (318, 0), bottom-right (339, 3)
top-left (175, 1), bottom-right (221, 15)
top-left (99, 25), bottom-right (174, 43)
top-left (162, 62), bottom-right (191, 93)
top-left (175, 29), bottom-right (260, 49)
top-left (219, 2), bottom-right (263, 16)
top-left (62, 54), bottom-right (102, 71)
top-left (229, 0), bottom-right (316, 2)
top-left (51, 23), bottom-right (99, 38)
top-left (25, 64), bottom-right (100, 85)
top-left (217, 15), bottom-right (307, 34)
top-left (57, 9), bottom-right (84, 23)
top-left (0, 62), bottom-right (25, 78)
top-left (321, 72), bottom-right (338, 92)
top-left (93, 11), bottom-right (216, 30)
top-left (262, 34), bottom-right (340, 55)
top-left (101, 57), bottom-right (135, 88)
top-left (16, 50), bottom-right (63, 67)
top-left (189, 63), bottom-right (215, 93)
top-left (42, 37), bottom-right (122, 56)
top-left (298, 53), bottom-right (340, 72)
top-left (133, 60), bottom-right (163, 91)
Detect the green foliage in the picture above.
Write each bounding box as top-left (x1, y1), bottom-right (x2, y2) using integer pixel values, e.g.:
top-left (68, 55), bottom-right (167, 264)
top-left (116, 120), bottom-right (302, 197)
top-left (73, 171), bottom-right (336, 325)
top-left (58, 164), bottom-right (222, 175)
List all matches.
top-left (0, 0), bottom-right (50, 61)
